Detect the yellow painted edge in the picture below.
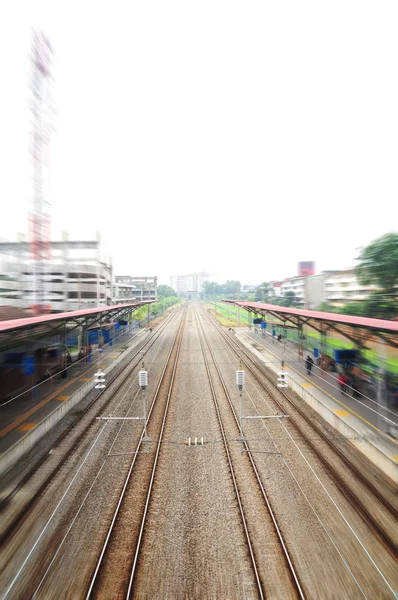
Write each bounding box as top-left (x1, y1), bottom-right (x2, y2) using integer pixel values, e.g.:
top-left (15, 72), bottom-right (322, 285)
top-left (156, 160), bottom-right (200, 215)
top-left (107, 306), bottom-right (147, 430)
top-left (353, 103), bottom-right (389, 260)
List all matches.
top-left (56, 395), bottom-right (70, 401)
top-left (18, 422), bottom-right (37, 431)
top-left (334, 409), bottom-right (350, 417)
top-left (80, 378), bottom-right (91, 382)
top-left (301, 383), bottom-right (313, 388)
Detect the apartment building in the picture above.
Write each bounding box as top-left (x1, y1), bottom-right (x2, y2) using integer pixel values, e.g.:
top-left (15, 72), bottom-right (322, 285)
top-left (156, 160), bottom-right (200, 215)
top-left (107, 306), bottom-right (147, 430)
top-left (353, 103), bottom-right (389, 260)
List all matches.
top-left (280, 277), bottom-right (306, 305)
top-left (0, 239), bottom-right (112, 313)
top-left (170, 272), bottom-right (209, 294)
top-left (112, 276), bottom-right (157, 303)
top-left (323, 269), bottom-right (378, 307)
top-left (277, 269), bottom-right (378, 309)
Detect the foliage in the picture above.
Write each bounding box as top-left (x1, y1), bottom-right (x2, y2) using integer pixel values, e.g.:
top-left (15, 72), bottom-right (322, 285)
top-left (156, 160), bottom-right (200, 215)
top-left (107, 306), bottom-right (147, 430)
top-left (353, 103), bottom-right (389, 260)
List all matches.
top-left (157, 285), bottom-right (177, 298)
top-left (353, 232), bottom-right (398, 318)
top-left (254, 282), bottom-right (272, 302)
top-left (133, 296), bottom-right (180, 322)
top-left (202, 280), bottom-right (241, 298)
top-left (338, 295), bottom-right (397, 319)
top-left (273, 291), bottom-right (297, 307)
top-left (316, 295), bottom-right (397, 319)
top-left (316, 302), bottom-right (336, 313)
top-left (356, 232), bottom-right (398, 295)
top-left (360, 293), bottom-right (397, 319)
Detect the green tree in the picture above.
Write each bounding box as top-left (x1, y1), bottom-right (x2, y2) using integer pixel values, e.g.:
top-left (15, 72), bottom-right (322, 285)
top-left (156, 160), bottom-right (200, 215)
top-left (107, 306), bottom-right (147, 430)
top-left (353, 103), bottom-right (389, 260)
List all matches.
top-left (157, 285), bottom-right (177, 298)
top-left (339, 302), bottom-right (367, 317)
top-left (278, 291), bottom-right (296, 307)
top-left (202, 281), bottom-right (218, 296)
top-left (254, 282), bottom-right (272, 303)
top-left (224, 280), bottom-right (241, 297)
top-left (356, 233), bottom-right (398, 296)
top-left (317, 302), bottom-right (334, 312)
top-left (355, 232), bottom-right (398, 318)
top-left (362, 294), bottom-right (397, 319)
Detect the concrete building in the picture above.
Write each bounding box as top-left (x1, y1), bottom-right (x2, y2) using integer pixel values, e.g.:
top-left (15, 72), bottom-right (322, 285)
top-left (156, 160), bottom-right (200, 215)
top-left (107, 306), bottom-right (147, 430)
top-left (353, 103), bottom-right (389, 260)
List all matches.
top-left (277, 269), bottom-right (378, 309)
top-left (323, 269), bottom-right (378, 307)
top-left (112, 276), bottom-right (157, 303)
top-left (170, 272), bottom-right (209, 294)
top-left (298, 261), bottom-right (315, 277)
top-left (270, 281), bottom-right (283, 298)
top-left (280, 277), bottom-right (306, 305)
top-left (305, 273), bottom-right (328, 309)
top-left (0, 239), bottom-right (112, 313)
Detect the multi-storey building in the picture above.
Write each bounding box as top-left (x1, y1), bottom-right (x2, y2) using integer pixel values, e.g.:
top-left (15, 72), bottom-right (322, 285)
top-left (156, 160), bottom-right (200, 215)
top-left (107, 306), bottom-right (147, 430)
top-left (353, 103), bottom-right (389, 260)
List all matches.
top-left (112, 276), bottom-right (157, 303)
top-left (280, 277), bottom-right (306, 305)
top-left (277, 269), bottom-right (378, 309)
top-left (0, 239), bottom-right (112, 313)
top-left (270, 281), bottom-right (283, 298)
top-left (170, 272), bottom-right (209, 294)
top-left (323, 269), bottom-right (378, 307)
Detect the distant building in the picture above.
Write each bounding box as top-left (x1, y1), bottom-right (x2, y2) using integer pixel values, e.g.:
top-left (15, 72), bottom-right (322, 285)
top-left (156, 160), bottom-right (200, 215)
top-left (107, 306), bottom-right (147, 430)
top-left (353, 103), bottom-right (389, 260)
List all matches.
top-left (112, 276), bottom-right (157, 303)
top-left (298, 261), bottom-right (315, 277)
top-left (305, 274), bottom-right (328, 309)
top-left (170, 272), bottom-right (209, 294)
top-left (241, 284), bottom-right (257, 293)
top-left (270, 281), bottom-right (283, 298)
top-left (323, 269), bottom-right (377, 307)
top-left (278, 269), bottom-right (378, 309)
top-left (280, 277), bottom-right (305, 305)
top-left (0, 239), bottom-right (112, 313)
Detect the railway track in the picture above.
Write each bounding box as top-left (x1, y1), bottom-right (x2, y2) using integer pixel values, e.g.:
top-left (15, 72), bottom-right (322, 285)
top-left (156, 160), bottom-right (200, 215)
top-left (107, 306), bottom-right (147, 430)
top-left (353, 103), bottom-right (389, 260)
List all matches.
top-left (204, 307), bottom-right (398, 558)
top-left (195, 308), bottom-right (305, 599)
top-left (2, 303), bottom-right (396, 598)
top-left (85, 306), bottom-right (187, 599)
top-left (0, 310), bottom-right (179, 547)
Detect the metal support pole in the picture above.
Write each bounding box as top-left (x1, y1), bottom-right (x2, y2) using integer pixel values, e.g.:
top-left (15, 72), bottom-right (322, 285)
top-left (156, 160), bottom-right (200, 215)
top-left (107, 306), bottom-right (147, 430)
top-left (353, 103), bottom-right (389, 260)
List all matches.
top-left (139, 365), bottom-right (151, 442)
top-left (298, 323), bottom-right (303, 362)
top-left (377, 339), bottom-right (387, 434)
top-left (142, 387), bottom-right (149, 440)
top-left (239, 390), bottom-right (244, 439)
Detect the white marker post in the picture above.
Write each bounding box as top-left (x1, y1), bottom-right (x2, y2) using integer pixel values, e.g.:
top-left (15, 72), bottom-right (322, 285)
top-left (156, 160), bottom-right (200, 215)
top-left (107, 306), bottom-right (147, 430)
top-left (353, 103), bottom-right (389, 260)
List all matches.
top-left (94, 369), bottom-right (106, 389)
top-left (139, 365), bottom-right (150, 442)
top-left (236, 368), bottom-right (245, 440)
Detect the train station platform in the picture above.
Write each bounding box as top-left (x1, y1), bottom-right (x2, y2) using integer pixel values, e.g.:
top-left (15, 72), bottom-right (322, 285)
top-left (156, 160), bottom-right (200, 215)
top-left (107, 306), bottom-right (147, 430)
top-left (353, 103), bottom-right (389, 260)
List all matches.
top-left (0, 327), bottom-right (149, 475)
top-left (234, 327), bottom-right (398, 483)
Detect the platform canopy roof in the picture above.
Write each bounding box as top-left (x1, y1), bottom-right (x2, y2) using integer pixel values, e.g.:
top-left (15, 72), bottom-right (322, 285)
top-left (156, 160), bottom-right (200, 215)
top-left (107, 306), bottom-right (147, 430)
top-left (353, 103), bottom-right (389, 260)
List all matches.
top-left (0, 301), bottom-right (155, 352)
top-left (224, 300), bottom-right (398, 349)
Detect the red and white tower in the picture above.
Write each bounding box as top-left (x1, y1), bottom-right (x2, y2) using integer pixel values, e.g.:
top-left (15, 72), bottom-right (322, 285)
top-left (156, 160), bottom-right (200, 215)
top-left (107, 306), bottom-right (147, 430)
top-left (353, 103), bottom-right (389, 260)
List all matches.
top-left (29, 30), bottom-right (54, 315)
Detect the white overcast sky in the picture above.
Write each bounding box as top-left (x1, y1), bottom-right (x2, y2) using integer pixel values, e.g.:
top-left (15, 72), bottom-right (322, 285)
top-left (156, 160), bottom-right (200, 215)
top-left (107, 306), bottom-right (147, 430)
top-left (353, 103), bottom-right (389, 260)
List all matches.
top-left (0, 1), bottom-right (397, 285)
